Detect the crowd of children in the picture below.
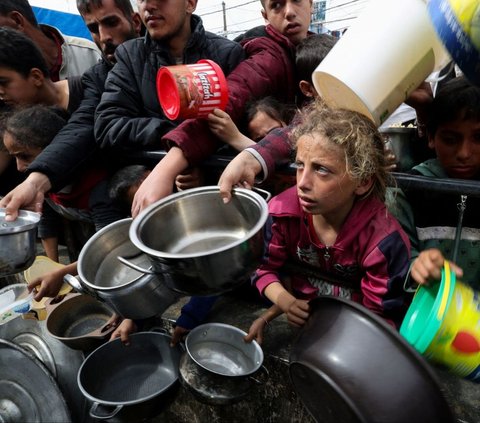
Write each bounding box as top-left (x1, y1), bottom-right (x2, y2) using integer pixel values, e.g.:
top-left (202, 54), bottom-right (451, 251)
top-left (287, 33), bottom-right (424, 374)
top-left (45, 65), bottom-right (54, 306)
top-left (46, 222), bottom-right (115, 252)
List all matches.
top-left (0, 0), bottom-right (479, 352)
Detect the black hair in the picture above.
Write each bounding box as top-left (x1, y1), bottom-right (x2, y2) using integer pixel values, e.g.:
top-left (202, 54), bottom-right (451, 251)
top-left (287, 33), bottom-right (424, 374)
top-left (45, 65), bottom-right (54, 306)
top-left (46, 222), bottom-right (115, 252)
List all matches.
top-left (427, 76), bottom-right (480, 137)
top-left (0, 0), bottom-right (38, 26)
top-left (76, 0), bottom-right (134, 17)
top-left (245, 96), bottom-right (295, 130)
top-left (0, 27), bottom-right (49, 77)
top-left (5, 105), bottom-right (69, 149)
top-left (295, 34), bottom-right (337, 84)
top-left (108, 165), bottom-right (150, 207)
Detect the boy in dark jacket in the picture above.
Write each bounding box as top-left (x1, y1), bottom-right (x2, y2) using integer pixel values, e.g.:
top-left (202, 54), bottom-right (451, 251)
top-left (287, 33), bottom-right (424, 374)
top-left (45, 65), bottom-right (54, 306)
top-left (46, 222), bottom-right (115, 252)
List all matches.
top-left (93, 0), bottom-right (244, 154)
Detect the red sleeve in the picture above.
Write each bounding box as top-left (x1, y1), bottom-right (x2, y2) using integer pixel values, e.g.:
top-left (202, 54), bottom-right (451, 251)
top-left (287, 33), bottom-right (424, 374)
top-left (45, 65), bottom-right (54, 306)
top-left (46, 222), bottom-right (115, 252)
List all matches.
top-left (162, 36), bottom-right (296, 165)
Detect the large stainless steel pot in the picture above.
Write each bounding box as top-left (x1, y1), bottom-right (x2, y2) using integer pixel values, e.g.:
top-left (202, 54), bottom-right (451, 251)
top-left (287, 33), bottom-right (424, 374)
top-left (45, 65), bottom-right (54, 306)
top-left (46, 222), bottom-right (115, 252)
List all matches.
top-left (289, 296), bottom-right (454, 423)
top-left (66, 218), bottom-right (181, 319)
top-left (129, 186), bottom-right (269, 296)
top-left (78, 331), bottom-right (181, 421)
top-left (0, 209), bottom-right (40, 276)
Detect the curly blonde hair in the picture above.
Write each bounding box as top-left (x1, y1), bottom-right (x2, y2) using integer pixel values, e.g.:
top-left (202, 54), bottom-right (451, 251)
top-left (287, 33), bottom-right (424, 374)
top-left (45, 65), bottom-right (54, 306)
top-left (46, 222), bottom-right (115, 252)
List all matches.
top-left (291, 100), bottom-right (389, 201)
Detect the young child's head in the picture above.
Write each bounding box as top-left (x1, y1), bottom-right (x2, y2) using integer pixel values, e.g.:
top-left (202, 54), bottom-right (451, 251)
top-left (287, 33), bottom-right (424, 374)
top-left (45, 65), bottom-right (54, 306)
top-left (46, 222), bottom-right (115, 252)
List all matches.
top-left (245, 96), bottom-right (295, 142)
top-left (260, 0), bottom-right (313, 45)
top-left (292, 102), bottom-right (388, 217)
top-left (295, 33), bottom-right (337, 99)
top-left (108, 164), bottom-right (151, 210)
top-left (3, 105), bottom-right (68, 172)
top-left (426, 76), bottom-right (480, 180)
top-left (0, 27), bottom-right (50, 107)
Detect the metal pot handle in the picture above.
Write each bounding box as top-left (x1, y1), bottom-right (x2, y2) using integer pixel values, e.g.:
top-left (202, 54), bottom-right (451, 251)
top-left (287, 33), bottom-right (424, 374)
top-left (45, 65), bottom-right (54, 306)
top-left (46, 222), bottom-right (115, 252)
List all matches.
top-left (252, 187), bottom-right (272, 202)
top-left (89, 402), bottom-right (123, 420)
top-left (62, 274), bottom-right (98, 298)
top-left (248, 364), bottom-right (270, 385)
top-left (116, 256), bottom-right (156, 274)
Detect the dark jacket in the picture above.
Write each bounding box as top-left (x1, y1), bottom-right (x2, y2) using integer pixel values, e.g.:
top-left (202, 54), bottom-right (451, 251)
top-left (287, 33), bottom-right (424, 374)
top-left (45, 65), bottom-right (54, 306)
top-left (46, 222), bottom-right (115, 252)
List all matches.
top-left (162, 24), bottom-right (298, 165)
top-left (94, 15), bottom-right (244, 153)
top-left (27, 60), bottom-right (111, 191)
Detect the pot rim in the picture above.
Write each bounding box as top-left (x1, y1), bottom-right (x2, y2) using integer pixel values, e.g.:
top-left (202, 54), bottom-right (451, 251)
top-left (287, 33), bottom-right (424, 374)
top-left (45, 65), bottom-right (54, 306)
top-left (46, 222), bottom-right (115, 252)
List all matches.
top-left (77, 218), bottom-right (146, 291)
top-left (185, 322), bottom-right (264, 377)
top-left (45, 293), bottom-right (115, 344)
top-left (0, 208), bottom-right (40, 234)
top-left (77, 332), bottom-right (179, 406)
top-left (129, 186), bottom-right (269, 259)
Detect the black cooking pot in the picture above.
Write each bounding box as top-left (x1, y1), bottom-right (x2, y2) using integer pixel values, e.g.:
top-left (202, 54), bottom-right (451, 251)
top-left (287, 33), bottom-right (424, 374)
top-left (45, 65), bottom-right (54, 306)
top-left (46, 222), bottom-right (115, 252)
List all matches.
top-left (289, 297), bottom-right (454, 423)
top-left (78, 331), bottom-right (181, 422)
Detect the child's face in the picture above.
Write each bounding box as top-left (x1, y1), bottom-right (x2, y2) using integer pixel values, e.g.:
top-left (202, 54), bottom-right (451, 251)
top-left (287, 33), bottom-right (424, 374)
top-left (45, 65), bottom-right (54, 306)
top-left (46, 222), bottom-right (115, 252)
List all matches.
top-left (0, 67), bottom-right (38, 107)
top-left (428, 117), bottom-right (480, 179)
top-left (261, 0), bottom-right (313, 45)
top-left (295, 133), bottom-right (366, 219)
top-left (3, 132), bottom-right (42, 172)
top-left (248, 111), bottom-right (285, 142)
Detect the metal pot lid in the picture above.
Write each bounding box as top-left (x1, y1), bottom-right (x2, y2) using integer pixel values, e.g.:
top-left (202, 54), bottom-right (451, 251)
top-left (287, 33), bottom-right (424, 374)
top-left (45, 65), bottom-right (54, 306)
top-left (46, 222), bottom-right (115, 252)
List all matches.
top-left (0, 339), bottom-right (71, 422)
top-left (179, 352), bottom-right (251, 405)
top-left (0, 209), bottom-right (40, 234)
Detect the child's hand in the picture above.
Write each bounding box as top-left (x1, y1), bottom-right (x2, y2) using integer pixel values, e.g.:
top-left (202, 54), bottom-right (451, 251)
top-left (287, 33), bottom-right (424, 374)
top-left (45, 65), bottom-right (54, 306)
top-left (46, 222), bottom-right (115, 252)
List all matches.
top-left (207, 109), bottom-right (240, 143)
top-left (170, 325), bottom-right (189, 347)
top-left (28, 271), bottom-right (64, 302)
top-left (411, 249), bottom-right (463, 285)
top-left (244, 316), bottom-right (268, 345)
top-left (110, 319), bottom-right (138, 345)
top-left (285, 299), bottom-right (310, 327)
top-left (175, 167), bottom-right (204, 191)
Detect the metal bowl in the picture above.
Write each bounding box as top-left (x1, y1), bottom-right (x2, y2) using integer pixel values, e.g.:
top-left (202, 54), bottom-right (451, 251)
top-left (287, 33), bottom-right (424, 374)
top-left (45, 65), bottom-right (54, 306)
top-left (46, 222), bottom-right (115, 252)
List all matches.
top-left (129, 186), bottom-right (269, 296)
top-left (185, 323), bottom-right (264, 377)
top-left (0, 209), bottom-right (40, 276)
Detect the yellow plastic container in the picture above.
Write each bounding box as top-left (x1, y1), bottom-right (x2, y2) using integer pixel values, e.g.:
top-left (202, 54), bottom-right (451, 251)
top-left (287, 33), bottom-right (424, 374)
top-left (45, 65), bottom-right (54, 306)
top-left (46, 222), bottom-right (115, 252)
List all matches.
top-left (401, 261), bottom-right (480, 382)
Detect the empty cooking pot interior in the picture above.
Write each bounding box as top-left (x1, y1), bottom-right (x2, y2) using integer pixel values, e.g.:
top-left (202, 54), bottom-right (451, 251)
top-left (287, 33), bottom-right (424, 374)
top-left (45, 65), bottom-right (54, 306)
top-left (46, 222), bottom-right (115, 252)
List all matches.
top-left (132, 187), bottom-right (267, 257)
top-left (78, 218), bottom-right (150, 288)
top-left (289, 297), bottom-right (454, 423)
top-left (46, 294), bottom-right (113, 339)
top-left (78, 332), bottom-right (180, 404)
top-left (186, 323), bottom-right (263, 377)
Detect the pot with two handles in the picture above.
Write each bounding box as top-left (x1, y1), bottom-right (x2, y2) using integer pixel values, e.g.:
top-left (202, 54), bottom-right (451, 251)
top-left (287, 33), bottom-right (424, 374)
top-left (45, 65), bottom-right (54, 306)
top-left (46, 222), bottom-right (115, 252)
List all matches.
top-left (127, 186), bottom-right (270, 296)
top-left (64, 218), bottom-right (181, 320)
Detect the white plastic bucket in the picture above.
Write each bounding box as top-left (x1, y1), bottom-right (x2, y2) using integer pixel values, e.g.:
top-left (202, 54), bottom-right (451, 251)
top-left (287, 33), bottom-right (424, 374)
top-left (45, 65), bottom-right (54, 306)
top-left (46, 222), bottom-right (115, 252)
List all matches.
top-left (313, 0), bottom-right (451, 126)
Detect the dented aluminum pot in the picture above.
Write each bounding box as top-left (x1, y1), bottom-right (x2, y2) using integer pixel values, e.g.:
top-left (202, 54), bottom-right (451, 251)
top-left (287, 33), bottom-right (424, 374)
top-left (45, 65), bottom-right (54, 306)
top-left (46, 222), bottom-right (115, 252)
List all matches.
top-left (65, 218), bottom-right (180, 320)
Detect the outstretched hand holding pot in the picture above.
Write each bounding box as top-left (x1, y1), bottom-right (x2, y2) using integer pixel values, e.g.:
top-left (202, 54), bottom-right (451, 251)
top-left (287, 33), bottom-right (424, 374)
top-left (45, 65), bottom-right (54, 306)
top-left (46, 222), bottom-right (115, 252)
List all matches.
top-left (109, 317), bottom-right (137, 345)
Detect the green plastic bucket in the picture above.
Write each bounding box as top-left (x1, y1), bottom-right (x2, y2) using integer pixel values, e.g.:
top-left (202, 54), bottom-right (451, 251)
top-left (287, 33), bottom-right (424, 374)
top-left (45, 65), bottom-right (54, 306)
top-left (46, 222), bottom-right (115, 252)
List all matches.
top-left (401, 261), bottom-right (480, 381)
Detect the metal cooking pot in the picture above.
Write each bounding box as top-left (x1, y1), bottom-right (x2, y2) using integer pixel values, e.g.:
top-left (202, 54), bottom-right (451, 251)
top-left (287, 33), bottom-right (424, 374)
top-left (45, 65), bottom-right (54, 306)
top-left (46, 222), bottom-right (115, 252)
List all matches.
top-left (289, 297), bottom-right (454, 423)
top-left (129, 186), bottom-right (269, 296)
top-left (0, 209), bottom-right (40, 276)
top-left (45, 293), bottom-right (115, 351)
top-left (179, 352), bottom-right (265, 406)
top-left (78, 331), bottom-right (181, 421)
top-left (66, 218), bottom-right (181, 319)
top-left (185, 322), bottom-right (264, 377)
top-left (0, 339), bottom-right (72, 422)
